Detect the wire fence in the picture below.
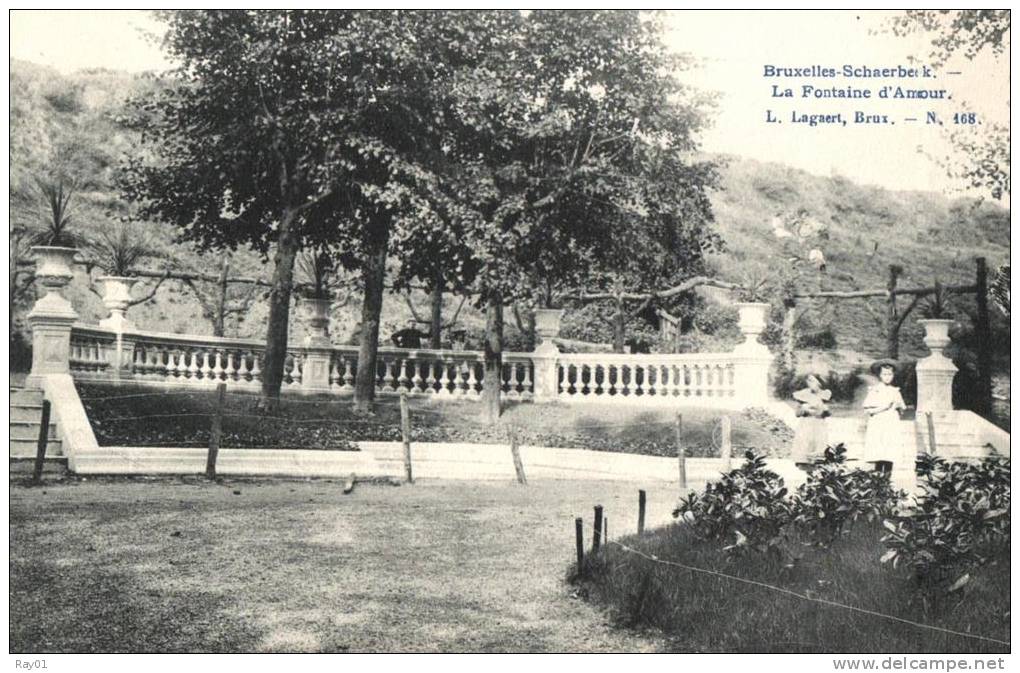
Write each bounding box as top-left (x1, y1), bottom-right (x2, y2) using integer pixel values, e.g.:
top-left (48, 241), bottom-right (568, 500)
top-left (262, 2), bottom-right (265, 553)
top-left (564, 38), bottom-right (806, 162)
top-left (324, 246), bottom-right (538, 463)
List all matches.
top-left (575, 517), bottom-right (1010, 649)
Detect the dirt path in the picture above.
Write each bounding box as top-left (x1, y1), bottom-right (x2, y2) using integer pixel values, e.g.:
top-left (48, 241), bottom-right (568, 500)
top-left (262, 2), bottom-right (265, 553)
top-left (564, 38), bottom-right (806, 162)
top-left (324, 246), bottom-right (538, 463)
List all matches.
top-left (10, 477), bottom-right (679, 652)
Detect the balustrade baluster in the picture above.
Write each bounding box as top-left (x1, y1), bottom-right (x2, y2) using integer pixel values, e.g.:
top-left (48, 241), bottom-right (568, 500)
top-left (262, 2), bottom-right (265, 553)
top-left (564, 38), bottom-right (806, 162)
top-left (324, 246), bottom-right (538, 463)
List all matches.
top-left (411, 360), bottom-right (424, 393)
top-left (341, 357), bottom-right (354, 389)
top-left (464, 360), bottom-right (478, 396)
top-left (440, 362), bottom-right (456, 396)
top-left (423, 361), bottom-right (437, 394)
top-left (250, 353), bottom-right (262, 382)
top-left (521, 362), bottom-right (533, 398)
top-left (185, 350), bottom-right (198, 379)
top-left (386, 359), bottom-right (399, 392)
top-left (399, 358), bottom-right (412, 392)
top-left (224, 351), bottom-right (236, 382)
top-left (509, 362), bottom-right (522, 397)
top-left (200, 351), bottom-right (213, 380)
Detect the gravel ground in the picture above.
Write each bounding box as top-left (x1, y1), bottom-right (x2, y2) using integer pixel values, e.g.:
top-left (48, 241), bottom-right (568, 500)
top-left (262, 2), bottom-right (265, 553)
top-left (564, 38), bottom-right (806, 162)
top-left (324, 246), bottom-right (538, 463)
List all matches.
top-left (10, 477), bottom-right (681, 653)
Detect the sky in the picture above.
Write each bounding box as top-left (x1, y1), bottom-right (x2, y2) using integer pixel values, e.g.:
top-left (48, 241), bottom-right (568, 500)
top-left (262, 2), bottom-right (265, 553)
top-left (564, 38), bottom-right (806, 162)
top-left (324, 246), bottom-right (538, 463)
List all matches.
top-left (9, 9), bottom-right (1010, 199)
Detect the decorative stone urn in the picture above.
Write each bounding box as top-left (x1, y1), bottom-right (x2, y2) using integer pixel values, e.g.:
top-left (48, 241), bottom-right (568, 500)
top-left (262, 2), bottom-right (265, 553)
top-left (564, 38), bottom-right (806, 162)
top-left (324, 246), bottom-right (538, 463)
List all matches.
top-left (300, 295), bottom-right (332, 348)
top-left (98, 276), bottom-right (138, 332)
top-left (916, 319), bottom-right (957, 413)
top-left (533, 308), bottom-right (564, 353)
top-left (733, 302), bottom-right (770, 354)
top-left (28, 246), bottom-right (79, 319)
top-left (918, 318), bottom-right (954, 355)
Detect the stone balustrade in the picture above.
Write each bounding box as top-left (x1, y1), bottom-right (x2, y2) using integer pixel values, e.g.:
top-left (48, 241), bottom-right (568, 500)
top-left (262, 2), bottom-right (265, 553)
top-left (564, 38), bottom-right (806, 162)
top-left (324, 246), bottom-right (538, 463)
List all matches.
top-left (555, 353), bottom-right (740, 405)
top-left (68, 324), bottom-right (539, 400)
top-left (34, 247), bottom-right (772, 410)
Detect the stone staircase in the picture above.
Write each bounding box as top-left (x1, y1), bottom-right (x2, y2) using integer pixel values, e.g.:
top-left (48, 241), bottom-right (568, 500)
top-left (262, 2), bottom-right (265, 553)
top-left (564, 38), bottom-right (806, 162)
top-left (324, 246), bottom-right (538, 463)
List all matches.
top-left (10, 386), bottom-right (65, 468)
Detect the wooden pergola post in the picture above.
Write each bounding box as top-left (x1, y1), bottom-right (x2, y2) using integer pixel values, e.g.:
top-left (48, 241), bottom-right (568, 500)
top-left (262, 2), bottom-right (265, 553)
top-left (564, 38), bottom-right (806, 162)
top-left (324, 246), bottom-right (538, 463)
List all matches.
top-left (974, 257), bottom-right (992, 415)
top-left (886, 264), bottom-right (903, 359)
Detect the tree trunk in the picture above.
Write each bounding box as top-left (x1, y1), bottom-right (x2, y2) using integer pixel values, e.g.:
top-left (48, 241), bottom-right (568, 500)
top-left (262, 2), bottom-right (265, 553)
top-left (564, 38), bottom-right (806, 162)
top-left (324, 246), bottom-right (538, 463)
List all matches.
top-left (482, 291), bottom-right (503, 424)
top-left (354, 240), bottom-right (388, 413)
top-left (429, 269), bottom-right (443, 350)
top-left (213, 255), bottom-right (230, 338)
top-left (260, 212), bottom-right (300, 405)
top-left (886, 264), bottom-right (903, 359)
top-left (612, 297), bottom-right (626, 353)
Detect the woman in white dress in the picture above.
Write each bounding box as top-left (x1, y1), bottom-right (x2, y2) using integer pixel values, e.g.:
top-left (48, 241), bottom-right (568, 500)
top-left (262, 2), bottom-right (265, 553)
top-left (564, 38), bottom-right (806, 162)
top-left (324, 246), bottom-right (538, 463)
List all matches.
top-left (861, 359), bottom-right (908, 473)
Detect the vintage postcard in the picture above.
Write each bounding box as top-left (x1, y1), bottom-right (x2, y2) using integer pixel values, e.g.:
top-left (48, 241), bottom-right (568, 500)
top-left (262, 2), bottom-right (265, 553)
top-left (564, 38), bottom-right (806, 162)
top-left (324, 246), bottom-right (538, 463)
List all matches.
top-left (8, 8), bottom-right (1011, 664)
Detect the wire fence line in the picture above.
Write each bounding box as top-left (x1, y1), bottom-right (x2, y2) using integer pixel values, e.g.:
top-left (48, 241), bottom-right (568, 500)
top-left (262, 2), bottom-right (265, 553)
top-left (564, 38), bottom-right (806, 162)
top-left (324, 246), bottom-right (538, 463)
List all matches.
top-left (573, 512), bottom-right (1009, 648)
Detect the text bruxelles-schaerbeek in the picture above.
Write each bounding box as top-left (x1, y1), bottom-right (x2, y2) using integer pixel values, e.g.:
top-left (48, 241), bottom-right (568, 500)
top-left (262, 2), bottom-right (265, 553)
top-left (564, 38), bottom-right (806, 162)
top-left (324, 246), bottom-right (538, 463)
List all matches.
top-left (763, 64), bottom-right (949, 127)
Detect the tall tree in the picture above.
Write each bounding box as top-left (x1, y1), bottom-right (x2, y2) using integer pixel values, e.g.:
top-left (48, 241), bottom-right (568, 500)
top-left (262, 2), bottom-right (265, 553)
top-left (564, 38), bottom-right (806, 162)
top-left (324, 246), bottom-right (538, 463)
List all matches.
top-left (121, 10), bottom-right (444, 406)
top-left (889, 10), bottom-right (1010, 200)
top-left (416, 11), bottom-right (719, 421)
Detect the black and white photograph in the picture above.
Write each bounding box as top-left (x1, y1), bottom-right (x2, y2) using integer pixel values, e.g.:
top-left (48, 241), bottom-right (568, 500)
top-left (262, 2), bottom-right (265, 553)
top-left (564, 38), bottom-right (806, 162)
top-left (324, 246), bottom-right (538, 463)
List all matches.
top-left (7, 8), bottom-right (1011, 660)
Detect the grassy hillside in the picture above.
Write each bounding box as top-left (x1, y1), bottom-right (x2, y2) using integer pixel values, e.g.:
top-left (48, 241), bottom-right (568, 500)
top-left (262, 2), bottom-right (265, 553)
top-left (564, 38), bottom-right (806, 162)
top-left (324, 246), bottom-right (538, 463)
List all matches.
top-left (9, 60), bottom-right (1010, 364)
top-left (707, 156), bottom-right (1009, 360)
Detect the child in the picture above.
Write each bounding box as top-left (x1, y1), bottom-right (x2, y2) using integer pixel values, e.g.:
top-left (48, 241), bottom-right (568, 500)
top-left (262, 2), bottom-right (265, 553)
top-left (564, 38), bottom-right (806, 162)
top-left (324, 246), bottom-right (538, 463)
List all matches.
top-left (790, 374), bottom-right (832, 470)
top-left (861, 359), bottom-right (907, 473)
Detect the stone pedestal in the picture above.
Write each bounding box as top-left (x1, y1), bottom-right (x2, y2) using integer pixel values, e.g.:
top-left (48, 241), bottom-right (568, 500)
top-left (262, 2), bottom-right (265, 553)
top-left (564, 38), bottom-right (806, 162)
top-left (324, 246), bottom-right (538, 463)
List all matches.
top-left (26, 247), bottom-right (80, 388)
top-left (733, 352), bottom-right (773, 407)
top-left (732, 302), bottom-right (773, 406)
top-left (301, 348), bottom-right (333, 393)
top-left (98, 276), bottom-right (138, 332)
top-left (916, 319), bottom-right (957, 414)
top-left (113, 335), bottom-right (137, 381)
top-left (531, 344), bottom-right (559, 402)
top-left (531, 309), bottom-right (564, 401)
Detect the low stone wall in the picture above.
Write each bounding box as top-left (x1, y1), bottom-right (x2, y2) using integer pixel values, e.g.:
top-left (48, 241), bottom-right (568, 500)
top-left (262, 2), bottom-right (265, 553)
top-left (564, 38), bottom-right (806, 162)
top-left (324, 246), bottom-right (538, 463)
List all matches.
top-left (69, 441), bottom-right (758, 484)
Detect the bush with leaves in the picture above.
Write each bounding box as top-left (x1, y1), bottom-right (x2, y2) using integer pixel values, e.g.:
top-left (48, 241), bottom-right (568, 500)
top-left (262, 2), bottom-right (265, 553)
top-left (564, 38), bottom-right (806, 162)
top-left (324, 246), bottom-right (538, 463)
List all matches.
top-left (673, 450), bottom-right (792, 556)
top-left (793, 444), bottom-right (903, 543)
top-left (881, 455), bottom-right (1010, 594)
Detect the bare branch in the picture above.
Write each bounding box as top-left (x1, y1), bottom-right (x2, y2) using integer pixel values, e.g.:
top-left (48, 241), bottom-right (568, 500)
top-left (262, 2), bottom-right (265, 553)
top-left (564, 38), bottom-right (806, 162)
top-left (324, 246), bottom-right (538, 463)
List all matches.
top-left (127, 271), bottom-right (172, 307)
top-left (442, 295), bottom-right (468, 329)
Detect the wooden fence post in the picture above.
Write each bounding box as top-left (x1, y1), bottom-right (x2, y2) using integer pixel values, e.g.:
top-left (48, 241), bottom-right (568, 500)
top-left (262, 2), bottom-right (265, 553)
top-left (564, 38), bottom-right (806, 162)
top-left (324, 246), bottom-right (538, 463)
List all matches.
top-left (675, 412), bottom-right (687, 493)
top-left (720, 415), bottom-right (733, 471)
top-left (205, 383), bottom-right (226, 480)
top-left (593, 505), bottom-right (603, 553)
top-left (575, 518), bottom-right (585, 572)
top-left (637, 489), bottom-right (646, 535)
top-left (399, 392), bottom-right (414, 484)
top-left (509, 427), bottom-right (527, 484)
top-left (925, 411), bottom-right (938, 456)
top-left (32, 400), bottom-right (52, 484)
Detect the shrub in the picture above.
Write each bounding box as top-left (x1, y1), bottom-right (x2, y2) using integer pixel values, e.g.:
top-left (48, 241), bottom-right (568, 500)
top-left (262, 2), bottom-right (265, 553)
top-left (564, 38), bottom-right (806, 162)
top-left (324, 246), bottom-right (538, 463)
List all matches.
top-left (773, 366), bottom-right (864, 403)
top-left (673, 450), bottom-right (792, 556)
top-left (44, 85), bottom-right (83, 113)
top-left (10, 331), bottom-right (33, 373)
top-left (880, 455), bottom-right (1010, 594)
top-left (796, 324), bottom-right (837, 350)
top-left (793, 444), bottom-right (903, 543)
